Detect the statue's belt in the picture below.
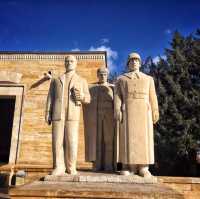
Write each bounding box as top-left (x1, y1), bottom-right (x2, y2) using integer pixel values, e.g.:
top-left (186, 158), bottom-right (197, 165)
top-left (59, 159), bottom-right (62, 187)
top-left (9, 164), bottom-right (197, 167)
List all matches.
top-left (127, 92), bottom-right (148, 99)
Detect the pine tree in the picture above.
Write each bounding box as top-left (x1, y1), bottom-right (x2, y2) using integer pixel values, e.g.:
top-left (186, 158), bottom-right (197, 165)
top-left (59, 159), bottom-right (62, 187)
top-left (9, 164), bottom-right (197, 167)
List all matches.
top-left (145, 29), bottom-right (200, 176)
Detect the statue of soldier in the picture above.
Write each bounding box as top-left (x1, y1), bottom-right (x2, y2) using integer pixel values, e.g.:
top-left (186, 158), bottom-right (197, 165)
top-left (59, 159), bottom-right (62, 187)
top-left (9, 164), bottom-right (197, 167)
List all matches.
top-left (45, 55), bottom-right (90, 175)
top-left (83, 67), bottom-right (115, 171)
top-left (114, 52), bottom-right (159, 177)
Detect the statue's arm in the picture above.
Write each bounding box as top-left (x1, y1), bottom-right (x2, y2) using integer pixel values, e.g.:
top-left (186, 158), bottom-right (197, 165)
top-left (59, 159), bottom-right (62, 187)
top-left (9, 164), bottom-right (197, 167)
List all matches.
top-left (81, 79), bottom-right (91, 104)
top-left (114, 80), bottom-right (123, 122)
top-left (45, 79), bottom-right (54, 124)
top-left (149, 77), bottom-right (159, 124)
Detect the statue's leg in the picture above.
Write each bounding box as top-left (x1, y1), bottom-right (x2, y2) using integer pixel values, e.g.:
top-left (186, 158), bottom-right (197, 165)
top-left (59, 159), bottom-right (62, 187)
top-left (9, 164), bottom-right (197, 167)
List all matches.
top-left (129, 164), bottom-right (138, 175)
top-left (103, 112), bottom-right (114, 171)
top-left (51, 120), bottom-right (65, 175)
top-left (65, 121), bottom-right (79, 175)
top-left (94, 116), bottom-right (103, 171)
top-left (138, 164), bottom-right (152, 177)
top-left (119, 164), bottom-right (130, 175)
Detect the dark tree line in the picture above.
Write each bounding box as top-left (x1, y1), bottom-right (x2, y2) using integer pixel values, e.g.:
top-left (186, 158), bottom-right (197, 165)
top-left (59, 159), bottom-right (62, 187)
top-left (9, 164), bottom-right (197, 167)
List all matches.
top-left (142, 29), bottom-right (200, 176)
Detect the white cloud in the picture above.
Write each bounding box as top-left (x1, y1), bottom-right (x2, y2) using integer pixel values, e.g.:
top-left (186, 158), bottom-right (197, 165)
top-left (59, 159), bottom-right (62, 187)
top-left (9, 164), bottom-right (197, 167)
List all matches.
top-left (100, 38), bottom-right (109, 44)
top-left (89, 45), bottom-right (118, 72)
top-left (71, 48), bottom-right (80, 51)
top-left (70, 44), bottom-right (118, 72)
top-left (165, 29), bottom-right (172, 34)
top-left (153, 55), bottom-right (166, 64)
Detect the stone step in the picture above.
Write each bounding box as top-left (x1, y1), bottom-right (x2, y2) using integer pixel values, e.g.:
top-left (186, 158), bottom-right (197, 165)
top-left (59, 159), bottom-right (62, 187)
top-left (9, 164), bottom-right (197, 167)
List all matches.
top-left (9, 180), bottom-right (183, 199)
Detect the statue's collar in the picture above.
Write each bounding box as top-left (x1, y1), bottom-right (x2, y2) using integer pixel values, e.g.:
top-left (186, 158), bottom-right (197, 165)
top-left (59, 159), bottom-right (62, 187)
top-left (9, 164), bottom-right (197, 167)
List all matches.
top-left (64, 70), bottom-right (75, 77)
top-left (123, 71), bottom-right (141, 79)
top-left (59, 71), bottom-right (77, 84)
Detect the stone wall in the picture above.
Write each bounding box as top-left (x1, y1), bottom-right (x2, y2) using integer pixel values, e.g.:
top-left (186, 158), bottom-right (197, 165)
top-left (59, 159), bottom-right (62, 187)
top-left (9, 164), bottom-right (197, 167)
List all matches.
top-left (0, 52), bottom-right (106, 167)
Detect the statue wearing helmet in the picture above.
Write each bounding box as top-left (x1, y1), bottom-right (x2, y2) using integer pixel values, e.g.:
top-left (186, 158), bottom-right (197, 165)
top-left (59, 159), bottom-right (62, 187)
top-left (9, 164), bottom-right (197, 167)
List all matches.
top-left (114, 52), bottom-right (159, 177)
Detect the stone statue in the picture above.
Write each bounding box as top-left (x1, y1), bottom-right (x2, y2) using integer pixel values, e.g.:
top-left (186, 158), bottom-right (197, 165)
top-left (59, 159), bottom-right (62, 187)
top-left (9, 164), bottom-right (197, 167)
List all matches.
top-left (114, 52), bottom-right (159, 177)
top-left (83, 67), bottom-right (115, 171)
top-left (45, 55), bottom-right (90, 175)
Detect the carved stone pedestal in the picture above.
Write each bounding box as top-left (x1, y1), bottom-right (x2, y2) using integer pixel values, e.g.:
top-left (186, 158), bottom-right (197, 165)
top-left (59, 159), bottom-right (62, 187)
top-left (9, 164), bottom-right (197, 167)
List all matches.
top-left (9, 172), bottom-right (185, 199)
top-left (44, 171), bottom-right (157, 184)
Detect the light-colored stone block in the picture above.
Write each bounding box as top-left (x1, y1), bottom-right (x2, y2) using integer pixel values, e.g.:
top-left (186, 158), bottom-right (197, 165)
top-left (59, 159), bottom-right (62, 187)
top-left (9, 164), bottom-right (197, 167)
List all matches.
top-left (0, 71), bottom-right (22, 83)
top-left (44, 171), bottom-right (157, 184)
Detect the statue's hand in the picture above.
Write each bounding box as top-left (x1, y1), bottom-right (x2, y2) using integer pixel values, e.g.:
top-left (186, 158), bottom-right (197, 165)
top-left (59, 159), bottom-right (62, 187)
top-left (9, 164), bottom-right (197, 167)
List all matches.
top-left (153, 111), bottom-right (159, 124)
top-left (115, 111), bottom-right (122, 123)
top-left (72, 87), bottom-right (84, 102)
top-left (45, 113), bottom-right (51, 125)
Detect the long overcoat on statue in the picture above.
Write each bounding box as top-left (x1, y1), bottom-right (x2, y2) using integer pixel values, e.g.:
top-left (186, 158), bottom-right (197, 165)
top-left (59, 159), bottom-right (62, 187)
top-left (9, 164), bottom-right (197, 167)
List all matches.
top-left (114, 71), bottom-right (159, 165)
top-left (83, 83), bottom-right (114, 163)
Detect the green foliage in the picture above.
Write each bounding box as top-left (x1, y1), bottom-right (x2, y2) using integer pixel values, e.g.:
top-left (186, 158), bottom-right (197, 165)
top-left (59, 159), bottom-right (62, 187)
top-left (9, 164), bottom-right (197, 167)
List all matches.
top-left (144, 29), bottom-right (200, 176)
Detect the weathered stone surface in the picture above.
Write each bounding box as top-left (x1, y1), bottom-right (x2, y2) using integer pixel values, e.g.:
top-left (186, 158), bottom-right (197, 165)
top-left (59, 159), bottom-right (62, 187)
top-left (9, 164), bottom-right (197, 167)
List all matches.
top-left (0, 71), bottom-right (22, 83)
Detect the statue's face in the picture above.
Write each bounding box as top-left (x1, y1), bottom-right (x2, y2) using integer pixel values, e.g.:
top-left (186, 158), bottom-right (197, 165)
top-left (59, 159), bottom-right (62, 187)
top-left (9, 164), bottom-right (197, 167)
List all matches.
top-left (98, 72), bottom-right (108, 84)
top-left (65, 55), bottom-right (77, 72)
top-left (128, 58), bottom-right (141, 71)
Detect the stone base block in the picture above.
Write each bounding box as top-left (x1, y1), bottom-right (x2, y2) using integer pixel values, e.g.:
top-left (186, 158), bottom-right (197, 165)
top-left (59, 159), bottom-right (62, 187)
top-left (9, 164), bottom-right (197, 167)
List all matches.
top-left (44, 171), bottom-right (157, 184)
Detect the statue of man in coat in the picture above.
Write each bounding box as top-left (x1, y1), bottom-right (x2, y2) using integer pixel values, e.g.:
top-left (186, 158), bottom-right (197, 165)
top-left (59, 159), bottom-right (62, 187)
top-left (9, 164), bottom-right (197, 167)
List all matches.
top-left (83, 67), bottom-right (115, 171)
top-left (114, 52), bottom-right (159, 177)
top-left (45, 55), bottom-right (90, 175)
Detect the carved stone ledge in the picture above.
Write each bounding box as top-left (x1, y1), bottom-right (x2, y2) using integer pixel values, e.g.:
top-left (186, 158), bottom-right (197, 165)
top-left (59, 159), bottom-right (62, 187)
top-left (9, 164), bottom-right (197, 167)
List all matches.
top-left (0, 71), bottom-right (22, 84)
top-left (0, 54), bottom-right (105, 61)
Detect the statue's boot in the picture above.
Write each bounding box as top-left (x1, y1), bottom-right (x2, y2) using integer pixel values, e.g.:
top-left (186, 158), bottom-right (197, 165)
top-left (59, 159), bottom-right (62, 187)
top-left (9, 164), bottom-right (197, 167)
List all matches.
top-left (119, 164), bottom-right (130, 175)
top-left (129, 165), bottom-right (138, 175)
top-left (66, 168), bottom-right (77, 175)
top-left (119, 170), bottom-right (131, 175)
top-left (51, 167), bottom-right (65, 176)
top-left (139, 165), bottom-right (152, 178)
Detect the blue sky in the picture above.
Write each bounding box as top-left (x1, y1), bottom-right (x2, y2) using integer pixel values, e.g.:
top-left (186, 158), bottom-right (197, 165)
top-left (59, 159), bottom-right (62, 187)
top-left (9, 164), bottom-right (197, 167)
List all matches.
top-left (0, 0), bottom-right (200, 72)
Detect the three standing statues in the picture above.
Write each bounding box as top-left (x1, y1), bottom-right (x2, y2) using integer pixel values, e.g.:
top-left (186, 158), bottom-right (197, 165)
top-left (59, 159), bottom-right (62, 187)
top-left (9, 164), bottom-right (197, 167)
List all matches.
top-left (45, 52), bottom-right (159, 177)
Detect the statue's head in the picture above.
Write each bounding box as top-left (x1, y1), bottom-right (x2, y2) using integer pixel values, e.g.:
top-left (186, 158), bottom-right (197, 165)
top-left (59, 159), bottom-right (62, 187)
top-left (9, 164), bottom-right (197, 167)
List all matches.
top-left (127, 52), bottom-right (141, 72)
top-left (65, 55), bottom-right (77, 72)
top-left (97, 67), bottom-right (109, 84)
